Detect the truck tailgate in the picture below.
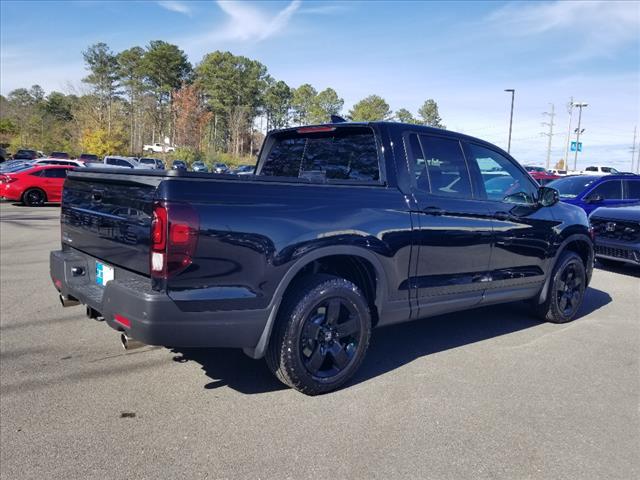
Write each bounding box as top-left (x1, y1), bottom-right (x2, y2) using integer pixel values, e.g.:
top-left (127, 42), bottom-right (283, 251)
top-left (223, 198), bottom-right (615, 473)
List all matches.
top-left (61, 171), bottom-right (163, 275)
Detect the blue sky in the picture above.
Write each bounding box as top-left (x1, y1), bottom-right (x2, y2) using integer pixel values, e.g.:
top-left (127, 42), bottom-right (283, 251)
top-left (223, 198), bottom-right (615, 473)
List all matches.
top-left (1, 0), bottom-right (639, 170)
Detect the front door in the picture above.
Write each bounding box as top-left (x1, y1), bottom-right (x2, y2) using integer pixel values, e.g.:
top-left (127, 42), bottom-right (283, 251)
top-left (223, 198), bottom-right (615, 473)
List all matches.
top-left (462, 142), bottom-right (557, 300)
top-left (405, 133), bottom-right (494, 318)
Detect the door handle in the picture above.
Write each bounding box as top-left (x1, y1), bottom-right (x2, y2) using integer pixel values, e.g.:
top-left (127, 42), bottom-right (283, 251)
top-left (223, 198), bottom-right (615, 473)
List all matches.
top-left (423, 206), bottom-right (444, 216)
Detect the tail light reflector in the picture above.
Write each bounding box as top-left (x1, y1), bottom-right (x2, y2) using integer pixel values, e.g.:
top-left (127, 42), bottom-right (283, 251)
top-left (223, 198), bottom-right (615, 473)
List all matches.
top-left (150, 202), bottom-right (199, 279)
top-left (114, 314), bottom-right (131, 328)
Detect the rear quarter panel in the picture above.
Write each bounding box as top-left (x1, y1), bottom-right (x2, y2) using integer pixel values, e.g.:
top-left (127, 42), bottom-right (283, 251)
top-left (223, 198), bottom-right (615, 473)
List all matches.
top-left (158, 178), bottom-right (414, 312)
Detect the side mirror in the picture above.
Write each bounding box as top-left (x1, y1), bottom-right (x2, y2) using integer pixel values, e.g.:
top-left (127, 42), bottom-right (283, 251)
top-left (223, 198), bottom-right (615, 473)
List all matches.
top-left (538, 186), bottom-right (559, 207)
top-left (586, 194), bottom-right (603, 204)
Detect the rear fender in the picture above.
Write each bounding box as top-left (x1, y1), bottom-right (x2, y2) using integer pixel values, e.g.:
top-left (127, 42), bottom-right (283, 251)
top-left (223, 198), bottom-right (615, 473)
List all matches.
top-left (243, 246), bottom-right (387, 359)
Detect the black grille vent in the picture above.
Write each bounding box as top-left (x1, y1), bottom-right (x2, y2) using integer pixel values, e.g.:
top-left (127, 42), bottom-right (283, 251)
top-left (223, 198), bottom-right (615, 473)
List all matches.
top-left (591, 218), bottom-right (640, 242)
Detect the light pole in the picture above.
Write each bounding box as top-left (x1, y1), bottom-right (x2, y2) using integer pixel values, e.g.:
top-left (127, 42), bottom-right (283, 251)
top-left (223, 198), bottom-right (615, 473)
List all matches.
top-left (573, 102), bottom-right (588, 171)
top-left (505, 89), bottom-right (515, 153)
top-left (563, 97), bottom-right (574, 169)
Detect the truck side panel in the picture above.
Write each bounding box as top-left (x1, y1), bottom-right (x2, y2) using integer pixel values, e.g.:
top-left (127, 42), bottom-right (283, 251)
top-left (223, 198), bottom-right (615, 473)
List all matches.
top-left (158, 178), bottom-right (414, 313)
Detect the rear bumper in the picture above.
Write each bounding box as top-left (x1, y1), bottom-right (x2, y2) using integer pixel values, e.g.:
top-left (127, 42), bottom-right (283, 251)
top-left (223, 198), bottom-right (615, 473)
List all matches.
top-left (594, 237), bottom-right (640, 265)
top-left (50, 249), bottom-right (271, 348)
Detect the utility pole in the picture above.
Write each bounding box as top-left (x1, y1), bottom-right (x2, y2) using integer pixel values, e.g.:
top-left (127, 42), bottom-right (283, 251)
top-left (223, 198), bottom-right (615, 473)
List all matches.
top-left (563, 97), bottom-right (574, 170)
top-left (504, 89), bottom-right (515, 153)
top-left (631, 126), bottom-right (637, 173)
top-left (541, 103), bottom-right (555, 170)
top-left (573, 102), bottom-right (588, 171)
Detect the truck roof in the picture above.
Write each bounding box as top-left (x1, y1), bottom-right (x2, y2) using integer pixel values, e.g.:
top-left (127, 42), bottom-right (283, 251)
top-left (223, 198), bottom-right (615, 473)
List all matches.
top-left (270, 121), bottom-right (512, 158)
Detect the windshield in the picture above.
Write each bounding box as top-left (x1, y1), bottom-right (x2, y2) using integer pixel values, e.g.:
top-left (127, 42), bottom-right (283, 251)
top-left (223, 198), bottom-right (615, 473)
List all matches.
top-left (547, 176), bottom-right (598, 199)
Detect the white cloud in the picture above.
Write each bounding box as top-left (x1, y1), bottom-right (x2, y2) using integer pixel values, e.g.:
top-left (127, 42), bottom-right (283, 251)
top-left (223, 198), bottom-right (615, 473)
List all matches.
top-left (487, 0), bottom-right (640, 61)
top-left (182, 0), bottom-right (301, 49)
top-left (157, 1), bottom-right (192, 16)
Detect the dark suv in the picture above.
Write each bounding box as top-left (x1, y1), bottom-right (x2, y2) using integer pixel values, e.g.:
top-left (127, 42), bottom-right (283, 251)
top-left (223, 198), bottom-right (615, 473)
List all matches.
top-left (51, 121), bottom-right (594, 394)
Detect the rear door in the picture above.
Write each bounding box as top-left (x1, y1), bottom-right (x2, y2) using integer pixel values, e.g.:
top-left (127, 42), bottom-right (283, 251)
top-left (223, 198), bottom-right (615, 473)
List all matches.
top-left (405, 133), bottom-right (493, 317)
top-left (462, 142), bottom-right (555, 298)
top-left (41, 167), bottom-right (70, 202)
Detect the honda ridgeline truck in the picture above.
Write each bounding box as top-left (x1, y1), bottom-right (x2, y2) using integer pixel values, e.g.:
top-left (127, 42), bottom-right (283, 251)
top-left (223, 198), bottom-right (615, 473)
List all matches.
top-left (50, 121), bottom-right (594, 394)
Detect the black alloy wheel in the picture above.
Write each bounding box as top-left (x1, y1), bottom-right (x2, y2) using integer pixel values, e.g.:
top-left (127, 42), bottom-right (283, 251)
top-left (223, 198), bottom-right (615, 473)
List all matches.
top-left (23, 188), bottom-right (46, 207)
top-left (554, 261), bottom-right (583, 318)
top-left (266, 274), bottom-right (372, 395)
top-left (300, 298), bottom-right (362, 379)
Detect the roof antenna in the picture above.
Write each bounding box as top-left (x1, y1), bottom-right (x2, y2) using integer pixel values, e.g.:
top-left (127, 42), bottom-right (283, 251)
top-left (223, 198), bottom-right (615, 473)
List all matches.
top-left (330, 115), bottom-right (347, 123)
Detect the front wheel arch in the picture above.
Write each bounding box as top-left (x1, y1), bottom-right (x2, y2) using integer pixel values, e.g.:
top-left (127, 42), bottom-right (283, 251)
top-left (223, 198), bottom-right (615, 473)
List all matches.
top-left (536, 233), bottom-right (593, 306)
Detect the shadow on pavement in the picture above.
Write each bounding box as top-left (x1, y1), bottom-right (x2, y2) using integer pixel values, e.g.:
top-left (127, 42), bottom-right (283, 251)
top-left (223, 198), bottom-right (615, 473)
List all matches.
top-left (595, 260), bottom-right (640, 278)
top-left (170, 287), bottom-right (612, 395)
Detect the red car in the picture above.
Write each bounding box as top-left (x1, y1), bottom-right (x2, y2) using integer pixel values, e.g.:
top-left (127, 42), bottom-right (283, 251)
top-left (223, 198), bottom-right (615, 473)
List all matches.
top-left (0, 165), bottom-right (74, 206)
top-left (524, 166), bottom-right (560, 185)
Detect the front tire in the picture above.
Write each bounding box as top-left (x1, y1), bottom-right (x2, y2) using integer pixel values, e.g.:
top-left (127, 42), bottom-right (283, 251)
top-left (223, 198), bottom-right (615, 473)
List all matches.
top-left (266, 274), bottom-right (372, 395)
top-left (534, 251), bottom-right (586, 323)
top-left (22, 188), bottom-right (46, 207)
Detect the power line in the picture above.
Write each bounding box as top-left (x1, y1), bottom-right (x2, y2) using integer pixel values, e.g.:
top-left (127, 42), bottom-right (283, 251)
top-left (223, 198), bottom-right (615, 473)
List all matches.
top-left (541, 103), bottom-right (555, 170)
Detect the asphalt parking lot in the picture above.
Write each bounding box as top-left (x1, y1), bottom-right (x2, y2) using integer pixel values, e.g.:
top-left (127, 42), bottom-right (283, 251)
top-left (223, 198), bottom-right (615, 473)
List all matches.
top-left (1, 202), bottom-right (638, 480)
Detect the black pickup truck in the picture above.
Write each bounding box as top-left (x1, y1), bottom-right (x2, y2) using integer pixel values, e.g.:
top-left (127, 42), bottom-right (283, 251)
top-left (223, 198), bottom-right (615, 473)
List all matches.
top-left (50, 121), bottom-right (594, 394)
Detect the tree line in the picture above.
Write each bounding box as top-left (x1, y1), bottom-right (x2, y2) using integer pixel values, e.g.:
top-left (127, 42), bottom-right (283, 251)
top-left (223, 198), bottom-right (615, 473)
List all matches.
top-left (0, 41), bottom-right (445, 163)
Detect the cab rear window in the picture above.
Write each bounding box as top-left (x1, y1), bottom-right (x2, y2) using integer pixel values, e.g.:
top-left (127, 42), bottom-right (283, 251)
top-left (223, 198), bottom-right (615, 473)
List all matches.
top-left (259, 127), bottom-right (380, 182)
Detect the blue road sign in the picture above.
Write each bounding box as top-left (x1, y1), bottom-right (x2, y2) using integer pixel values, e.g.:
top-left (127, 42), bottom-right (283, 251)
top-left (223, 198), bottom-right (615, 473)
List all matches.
top-left (571, 141), bottom-right (583, 152)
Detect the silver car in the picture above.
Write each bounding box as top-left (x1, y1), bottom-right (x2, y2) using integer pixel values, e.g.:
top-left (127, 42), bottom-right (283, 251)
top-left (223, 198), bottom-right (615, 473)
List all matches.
top-left (192, 161), bottom-right (209, 173)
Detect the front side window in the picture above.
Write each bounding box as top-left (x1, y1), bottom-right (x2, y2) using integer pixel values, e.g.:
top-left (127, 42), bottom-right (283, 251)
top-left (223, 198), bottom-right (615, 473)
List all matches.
top-left (465, 143), bottom-right (537, 204)
top-left (115, 159), bottom-right (132, 168)
top-left (260, 127), bottom-right (380, 182)
top-left (408, 134), bottom-right (472, 198)
top-left (589, 180), bottom-right (622, 200)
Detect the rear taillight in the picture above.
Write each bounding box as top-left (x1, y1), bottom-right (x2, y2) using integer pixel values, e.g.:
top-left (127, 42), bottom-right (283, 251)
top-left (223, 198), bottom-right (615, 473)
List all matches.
top-left (1, 176), bottom-right (17, 184)
top-left (150, 202), bottom-right (199, 280)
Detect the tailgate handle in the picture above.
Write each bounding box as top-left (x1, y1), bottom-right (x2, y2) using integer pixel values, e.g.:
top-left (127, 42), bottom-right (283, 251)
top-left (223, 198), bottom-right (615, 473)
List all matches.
top-left (91, 191), bottom-right (103, 203)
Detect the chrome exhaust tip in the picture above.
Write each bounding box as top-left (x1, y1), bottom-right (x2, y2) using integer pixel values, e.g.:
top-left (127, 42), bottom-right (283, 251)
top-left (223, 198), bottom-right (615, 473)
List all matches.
top-left (59, 294), bottom-right (80, 307)
top-left (120, 333), bottom-right (145, 351)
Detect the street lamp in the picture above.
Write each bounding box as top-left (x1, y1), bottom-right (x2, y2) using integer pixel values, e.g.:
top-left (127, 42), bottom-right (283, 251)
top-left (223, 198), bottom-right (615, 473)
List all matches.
top-left (504, 89), bottom-right (515, 153)
top-left (573, 102), bottom-right (588, 171)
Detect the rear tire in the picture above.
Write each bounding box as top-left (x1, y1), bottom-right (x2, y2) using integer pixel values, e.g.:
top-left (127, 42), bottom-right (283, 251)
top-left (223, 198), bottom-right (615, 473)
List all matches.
top-left (533, 251), bottom-right (586, 324)
top-left (266, 274), bottom-right (371, 395)
top-left (22, 188), bottom-right (46, 207)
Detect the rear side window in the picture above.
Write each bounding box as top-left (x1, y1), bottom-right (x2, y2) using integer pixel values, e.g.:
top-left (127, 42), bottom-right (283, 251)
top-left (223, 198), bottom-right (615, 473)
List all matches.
top-left (260, 127), bottom-right (380, 182)
top-left (589, 180), bottom-right (622, 200)
top-left (408, 134), bottom-right (473, 198)
top-left (43, 168), bottom-right (68, 178)
top-left (626, 179), bottom-right (640, 200)
top-left (115, 159), bottom-right (132, 168)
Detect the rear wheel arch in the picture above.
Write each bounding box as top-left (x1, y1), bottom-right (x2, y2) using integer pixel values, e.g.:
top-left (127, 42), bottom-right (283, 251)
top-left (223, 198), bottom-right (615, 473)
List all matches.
top-left (245, 247), bottom-right (387, 359)
top-left (22, 187), bottom-right (47, 206)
